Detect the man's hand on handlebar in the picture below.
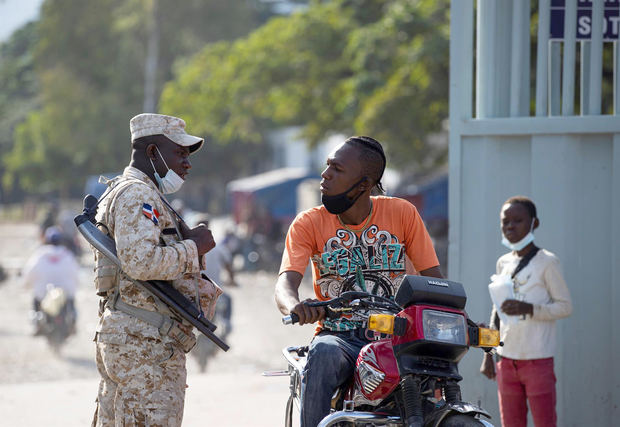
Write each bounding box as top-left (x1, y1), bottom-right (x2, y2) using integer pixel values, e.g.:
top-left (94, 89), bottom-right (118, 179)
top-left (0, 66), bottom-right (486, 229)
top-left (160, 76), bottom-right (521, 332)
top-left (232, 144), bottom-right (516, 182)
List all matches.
top-left (289, 299), bottom-right (326, 325)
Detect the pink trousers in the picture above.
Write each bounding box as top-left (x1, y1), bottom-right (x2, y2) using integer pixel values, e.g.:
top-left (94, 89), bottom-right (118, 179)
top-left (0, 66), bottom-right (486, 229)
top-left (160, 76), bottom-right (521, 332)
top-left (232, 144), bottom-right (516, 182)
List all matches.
top-left (496, 357), bottom-right (556, 427)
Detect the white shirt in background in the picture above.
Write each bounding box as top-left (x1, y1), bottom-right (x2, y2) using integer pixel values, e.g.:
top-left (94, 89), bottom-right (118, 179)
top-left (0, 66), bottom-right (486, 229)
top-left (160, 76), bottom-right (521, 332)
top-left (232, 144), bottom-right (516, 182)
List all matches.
top-left (494, 248), bottom-right (572, 360)
top-left (22, 244), bottom-right (80, 300)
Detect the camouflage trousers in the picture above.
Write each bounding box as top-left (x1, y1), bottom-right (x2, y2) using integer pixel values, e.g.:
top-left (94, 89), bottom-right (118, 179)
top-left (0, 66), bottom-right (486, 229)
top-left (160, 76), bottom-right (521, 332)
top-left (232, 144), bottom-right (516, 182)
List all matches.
top-left (93, 332), bottom-right (187, 427)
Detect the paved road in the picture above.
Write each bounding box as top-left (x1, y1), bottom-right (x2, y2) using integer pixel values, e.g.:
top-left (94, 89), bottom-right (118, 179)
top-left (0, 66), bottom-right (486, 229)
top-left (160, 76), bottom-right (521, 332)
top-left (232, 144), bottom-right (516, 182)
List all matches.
top-left (0, 222), bottom-right (316, 426)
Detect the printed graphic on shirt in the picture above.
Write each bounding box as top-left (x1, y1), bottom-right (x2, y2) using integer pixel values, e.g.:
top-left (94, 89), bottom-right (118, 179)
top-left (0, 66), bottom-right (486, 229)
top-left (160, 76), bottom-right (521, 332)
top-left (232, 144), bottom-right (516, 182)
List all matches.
top-left (311, 225), bottom-right (406, 331)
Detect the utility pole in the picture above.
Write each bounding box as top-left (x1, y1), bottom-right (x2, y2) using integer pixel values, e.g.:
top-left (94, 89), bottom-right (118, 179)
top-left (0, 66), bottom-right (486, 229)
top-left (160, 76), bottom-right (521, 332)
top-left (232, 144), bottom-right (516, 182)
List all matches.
top-left (143, 0), bottom-right (159, 113)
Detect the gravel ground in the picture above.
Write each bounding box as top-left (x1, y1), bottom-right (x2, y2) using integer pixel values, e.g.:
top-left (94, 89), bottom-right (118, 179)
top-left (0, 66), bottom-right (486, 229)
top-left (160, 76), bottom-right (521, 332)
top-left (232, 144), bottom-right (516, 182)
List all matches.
top-left (0, 221), bottom-right (316, 426)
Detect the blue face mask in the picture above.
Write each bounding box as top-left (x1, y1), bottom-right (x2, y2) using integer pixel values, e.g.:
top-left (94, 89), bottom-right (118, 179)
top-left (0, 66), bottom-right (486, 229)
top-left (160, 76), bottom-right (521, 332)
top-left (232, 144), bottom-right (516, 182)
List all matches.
top-left (501, 218), bottom-right (535, 251)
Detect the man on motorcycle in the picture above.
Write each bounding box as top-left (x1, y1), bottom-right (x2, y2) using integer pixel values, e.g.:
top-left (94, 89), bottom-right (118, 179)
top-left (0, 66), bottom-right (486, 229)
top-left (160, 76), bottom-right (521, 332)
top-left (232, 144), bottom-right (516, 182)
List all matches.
top-left (22, 226), bottom-right (80, 335)
top-left (274, 136), bottom-right (443, 427)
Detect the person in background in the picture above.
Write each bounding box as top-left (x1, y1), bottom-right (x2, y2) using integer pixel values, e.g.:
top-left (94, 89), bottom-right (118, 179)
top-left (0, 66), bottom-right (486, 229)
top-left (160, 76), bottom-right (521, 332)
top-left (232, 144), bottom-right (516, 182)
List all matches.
top-left (199, 216), bottom-right (237, 332)
top-left (39, 201), bottom-right (58, 241)
top-left (22, 226), bottom-right (80, 334)
top-left (274, 136), bottom-right (442, 427)
top-left (480, 196), bottom-right (572, 427)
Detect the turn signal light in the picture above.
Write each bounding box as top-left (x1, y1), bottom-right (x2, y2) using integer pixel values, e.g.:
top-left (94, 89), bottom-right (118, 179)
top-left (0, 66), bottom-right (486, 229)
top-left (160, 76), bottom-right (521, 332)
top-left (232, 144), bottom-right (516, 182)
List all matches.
top-left (368, 314), bottom-right (407, 336)
top-left (368, 314), bottom-right (395, 334)
top-left (477, 327), bottom-right (500, 347)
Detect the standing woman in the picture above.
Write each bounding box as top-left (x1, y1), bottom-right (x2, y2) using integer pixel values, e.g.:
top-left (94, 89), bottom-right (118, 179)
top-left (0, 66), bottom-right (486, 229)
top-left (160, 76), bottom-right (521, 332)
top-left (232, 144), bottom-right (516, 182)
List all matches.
top-left (480, 196), bottom-right (572, 427)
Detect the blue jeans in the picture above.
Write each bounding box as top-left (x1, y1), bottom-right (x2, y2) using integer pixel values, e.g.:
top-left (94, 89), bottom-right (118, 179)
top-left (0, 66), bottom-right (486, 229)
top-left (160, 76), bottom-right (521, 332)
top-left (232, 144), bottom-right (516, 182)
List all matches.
top-left (301, 330), bottom-right (370, 427)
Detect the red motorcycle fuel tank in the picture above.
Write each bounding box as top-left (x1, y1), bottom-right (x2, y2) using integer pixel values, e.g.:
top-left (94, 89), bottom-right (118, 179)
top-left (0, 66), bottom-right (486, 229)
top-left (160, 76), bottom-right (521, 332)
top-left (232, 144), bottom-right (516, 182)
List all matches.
top-left (354, 339), bottom-right (400, 401)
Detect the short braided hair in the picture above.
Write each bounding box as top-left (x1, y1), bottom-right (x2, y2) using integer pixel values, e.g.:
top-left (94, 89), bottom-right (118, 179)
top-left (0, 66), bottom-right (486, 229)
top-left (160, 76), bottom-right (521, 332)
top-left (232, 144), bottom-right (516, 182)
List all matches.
top-left (345, 136), bottom-right (386, 194)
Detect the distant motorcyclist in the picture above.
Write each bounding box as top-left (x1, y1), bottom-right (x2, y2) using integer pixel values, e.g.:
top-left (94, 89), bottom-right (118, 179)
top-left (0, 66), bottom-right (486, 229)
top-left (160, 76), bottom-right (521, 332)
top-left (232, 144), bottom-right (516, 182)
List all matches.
top-left (22, 226), bottom-right (80, 334)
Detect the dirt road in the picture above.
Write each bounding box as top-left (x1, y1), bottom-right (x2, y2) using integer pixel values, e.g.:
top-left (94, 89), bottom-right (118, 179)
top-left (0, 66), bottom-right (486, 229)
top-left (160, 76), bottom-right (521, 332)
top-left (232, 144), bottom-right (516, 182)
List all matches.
top-left (0, 222), bottom-right (316, 426)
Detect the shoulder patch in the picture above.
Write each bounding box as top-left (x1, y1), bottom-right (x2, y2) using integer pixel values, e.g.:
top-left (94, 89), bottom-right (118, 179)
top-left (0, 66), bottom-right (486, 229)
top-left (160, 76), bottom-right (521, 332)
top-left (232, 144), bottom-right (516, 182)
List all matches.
top-left (142, 203), bottom-right (160, 225)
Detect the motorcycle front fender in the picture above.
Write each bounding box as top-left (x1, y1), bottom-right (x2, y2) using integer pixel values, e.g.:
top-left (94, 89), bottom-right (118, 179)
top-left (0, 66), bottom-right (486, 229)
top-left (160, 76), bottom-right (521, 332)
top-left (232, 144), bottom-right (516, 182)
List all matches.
top-left (317, 410), bottom-right (402, 427)
top-left (425, 401), bottom-right (493, 427)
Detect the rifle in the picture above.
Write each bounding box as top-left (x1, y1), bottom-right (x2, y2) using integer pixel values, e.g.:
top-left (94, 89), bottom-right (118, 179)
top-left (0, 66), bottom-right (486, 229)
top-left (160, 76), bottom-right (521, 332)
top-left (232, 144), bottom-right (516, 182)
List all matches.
top-left (74, 194), bottom-right (229, 351)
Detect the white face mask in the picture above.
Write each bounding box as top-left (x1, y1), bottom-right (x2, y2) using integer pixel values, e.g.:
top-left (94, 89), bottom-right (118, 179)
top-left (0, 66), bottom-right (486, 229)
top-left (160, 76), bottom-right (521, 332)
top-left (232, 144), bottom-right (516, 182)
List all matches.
top-left (150, 147), bottom-right (185, 194)
top-left (501, 218), bottom-right (535, 252)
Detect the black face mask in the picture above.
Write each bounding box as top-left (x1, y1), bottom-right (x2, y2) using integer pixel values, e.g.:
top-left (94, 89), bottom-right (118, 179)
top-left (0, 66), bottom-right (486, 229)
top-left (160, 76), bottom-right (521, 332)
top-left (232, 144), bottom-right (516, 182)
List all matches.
top-left (321, 177), bottom-right (367, 214)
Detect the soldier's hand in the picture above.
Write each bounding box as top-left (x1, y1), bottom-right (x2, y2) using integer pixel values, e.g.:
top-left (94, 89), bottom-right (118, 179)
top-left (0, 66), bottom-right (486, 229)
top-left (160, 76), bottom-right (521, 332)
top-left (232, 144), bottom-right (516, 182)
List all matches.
top-left (185, 223), bottom-right (216, 257)
top-left (289, 299), bottom-right (325, 326)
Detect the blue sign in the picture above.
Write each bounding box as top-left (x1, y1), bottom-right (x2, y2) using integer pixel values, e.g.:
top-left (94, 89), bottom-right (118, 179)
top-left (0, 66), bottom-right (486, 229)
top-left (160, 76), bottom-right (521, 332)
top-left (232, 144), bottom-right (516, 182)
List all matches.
top-left (551, 0), bottom-right (620, 41)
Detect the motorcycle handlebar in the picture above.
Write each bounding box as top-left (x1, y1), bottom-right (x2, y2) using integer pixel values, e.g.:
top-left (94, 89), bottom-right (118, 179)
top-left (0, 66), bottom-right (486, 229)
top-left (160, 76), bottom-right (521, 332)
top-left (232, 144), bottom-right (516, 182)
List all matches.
top-left (282, 313), bottom-right (299, 325)
top-left (282, 292), bottom-right (401, 326)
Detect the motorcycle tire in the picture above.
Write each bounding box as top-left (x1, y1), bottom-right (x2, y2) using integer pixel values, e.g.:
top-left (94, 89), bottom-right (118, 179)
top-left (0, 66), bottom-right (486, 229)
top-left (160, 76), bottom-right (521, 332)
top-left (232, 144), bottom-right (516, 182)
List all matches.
top-left (285, 395), bottom-right (307, 427)
top-left (440, 414), bottom-right (485, 427)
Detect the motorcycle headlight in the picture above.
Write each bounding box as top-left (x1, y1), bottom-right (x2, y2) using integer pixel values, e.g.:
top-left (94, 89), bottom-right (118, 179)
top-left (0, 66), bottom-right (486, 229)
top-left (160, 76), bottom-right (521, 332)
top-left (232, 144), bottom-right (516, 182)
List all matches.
top-left (422, 310), bottom-right (467, 345)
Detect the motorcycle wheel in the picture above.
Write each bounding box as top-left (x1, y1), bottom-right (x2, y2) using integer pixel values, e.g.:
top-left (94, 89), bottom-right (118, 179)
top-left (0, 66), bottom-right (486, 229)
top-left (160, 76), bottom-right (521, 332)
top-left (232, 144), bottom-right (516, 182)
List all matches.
top-left (285, 391), bottom-right (302, 427)
top-left (47, 330), bottom-right (65, 355)
top-left (440, 414), bottom-right (485, 426)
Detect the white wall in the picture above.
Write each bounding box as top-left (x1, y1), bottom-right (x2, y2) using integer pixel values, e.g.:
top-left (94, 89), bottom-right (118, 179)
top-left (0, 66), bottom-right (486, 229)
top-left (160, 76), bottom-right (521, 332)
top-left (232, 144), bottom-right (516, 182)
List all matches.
top-left (450, 129), bottom-right (620, 426)
top-left (449, 1), bottom-right (620, 425)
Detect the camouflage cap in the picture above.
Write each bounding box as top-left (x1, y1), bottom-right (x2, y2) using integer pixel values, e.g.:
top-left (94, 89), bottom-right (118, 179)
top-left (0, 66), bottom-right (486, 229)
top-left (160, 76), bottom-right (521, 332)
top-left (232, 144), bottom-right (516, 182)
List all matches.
top-left (130, 113), bottom-right (204, 153)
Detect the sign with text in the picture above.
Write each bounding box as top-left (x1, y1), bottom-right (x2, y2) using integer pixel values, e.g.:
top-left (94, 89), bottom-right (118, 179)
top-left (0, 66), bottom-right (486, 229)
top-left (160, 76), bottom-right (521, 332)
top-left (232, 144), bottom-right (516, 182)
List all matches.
top-left (550, 0), bottom-right (620, 41)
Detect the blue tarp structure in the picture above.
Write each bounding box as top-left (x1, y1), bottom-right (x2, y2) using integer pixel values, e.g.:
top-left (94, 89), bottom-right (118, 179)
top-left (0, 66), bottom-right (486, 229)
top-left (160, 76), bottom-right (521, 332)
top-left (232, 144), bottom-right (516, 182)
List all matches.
top-left (416, 173), bottom-right (448, 222)
top-left (227, 168), bottom-right (318, 222)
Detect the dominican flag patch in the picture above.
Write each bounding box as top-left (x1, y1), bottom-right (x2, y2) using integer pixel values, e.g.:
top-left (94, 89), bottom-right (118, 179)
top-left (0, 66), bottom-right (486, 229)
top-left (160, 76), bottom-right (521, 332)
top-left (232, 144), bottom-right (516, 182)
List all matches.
top-left (142, 203), bottom-right (160, 225)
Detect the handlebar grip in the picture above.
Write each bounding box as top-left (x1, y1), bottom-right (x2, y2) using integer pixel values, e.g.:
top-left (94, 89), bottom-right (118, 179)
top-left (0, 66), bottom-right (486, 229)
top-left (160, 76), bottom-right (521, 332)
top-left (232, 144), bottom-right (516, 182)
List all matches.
top-left (282, 313), bottom-right (299, 325)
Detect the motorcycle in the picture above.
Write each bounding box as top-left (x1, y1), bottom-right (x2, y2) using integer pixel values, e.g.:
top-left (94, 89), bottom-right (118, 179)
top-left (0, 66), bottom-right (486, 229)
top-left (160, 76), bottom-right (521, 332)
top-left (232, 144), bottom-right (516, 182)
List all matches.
top-left (31, 284), bottom-right (76, 353)
top-left (266, 275), bottom-right (501, 427)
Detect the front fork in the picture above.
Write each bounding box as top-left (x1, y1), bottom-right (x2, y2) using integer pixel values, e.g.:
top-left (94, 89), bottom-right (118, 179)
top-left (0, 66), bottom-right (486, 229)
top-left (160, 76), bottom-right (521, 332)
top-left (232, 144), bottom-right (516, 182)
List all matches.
top-left (400, 375), bottom-right (424, 427)
top-left (399, 376), bottom-right (463, 427)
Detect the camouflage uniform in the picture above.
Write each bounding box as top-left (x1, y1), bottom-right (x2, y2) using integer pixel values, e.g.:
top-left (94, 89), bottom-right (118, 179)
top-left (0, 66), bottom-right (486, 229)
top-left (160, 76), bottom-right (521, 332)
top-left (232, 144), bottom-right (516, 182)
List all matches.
top-left (92, 166), bottom-right (221, 427)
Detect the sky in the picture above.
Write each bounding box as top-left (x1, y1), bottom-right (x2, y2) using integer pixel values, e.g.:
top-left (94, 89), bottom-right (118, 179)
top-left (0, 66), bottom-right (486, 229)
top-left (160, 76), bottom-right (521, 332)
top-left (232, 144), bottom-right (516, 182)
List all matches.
top-left (0, 0), bottom-right (44, 42)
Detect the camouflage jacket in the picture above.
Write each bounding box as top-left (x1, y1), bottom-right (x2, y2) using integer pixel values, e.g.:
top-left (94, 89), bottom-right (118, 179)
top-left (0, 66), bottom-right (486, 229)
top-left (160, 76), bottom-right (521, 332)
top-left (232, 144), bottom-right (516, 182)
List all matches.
top-left (95, 166), bottom-right (221, 339)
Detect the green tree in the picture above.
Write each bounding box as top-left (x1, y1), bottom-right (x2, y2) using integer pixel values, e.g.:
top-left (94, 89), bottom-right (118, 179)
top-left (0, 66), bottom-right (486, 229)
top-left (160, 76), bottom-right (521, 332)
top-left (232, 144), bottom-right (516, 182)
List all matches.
top-left (2, 0), bottom-right (269, 199)
top-left (161, 0), bottom-right (450, 171)
top-left (0, 22), bottom-right (40, 200)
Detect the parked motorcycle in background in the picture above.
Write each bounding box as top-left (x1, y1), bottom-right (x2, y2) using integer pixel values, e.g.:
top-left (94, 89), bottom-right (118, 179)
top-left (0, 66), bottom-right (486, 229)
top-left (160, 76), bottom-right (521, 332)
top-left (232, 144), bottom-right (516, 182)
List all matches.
top-left (265, 276), bottom-right (501, 427)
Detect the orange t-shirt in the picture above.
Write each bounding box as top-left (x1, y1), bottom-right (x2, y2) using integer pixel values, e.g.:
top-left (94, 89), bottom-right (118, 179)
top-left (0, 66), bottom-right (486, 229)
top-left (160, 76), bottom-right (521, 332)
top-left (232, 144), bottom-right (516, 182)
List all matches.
top-left (279, 196), bottom-right (439, 331)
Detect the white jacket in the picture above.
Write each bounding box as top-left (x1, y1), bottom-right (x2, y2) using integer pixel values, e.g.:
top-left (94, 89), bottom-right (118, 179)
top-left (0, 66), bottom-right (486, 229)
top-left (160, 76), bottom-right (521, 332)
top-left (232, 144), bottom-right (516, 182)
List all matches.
top-left (23, 244), bottom-right (80, 300)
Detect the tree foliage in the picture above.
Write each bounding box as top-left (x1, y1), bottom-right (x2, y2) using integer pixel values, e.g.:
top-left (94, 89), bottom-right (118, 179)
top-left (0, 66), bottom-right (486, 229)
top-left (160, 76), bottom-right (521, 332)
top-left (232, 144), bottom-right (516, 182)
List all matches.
top-left (2, 0), bottom-right (450, 202)
top-left (0, 22), bottom-right (40, 197)
top-left (2, 0), bottom-right (268, 199)
top-left (161, 0), bottom-right (450, 171)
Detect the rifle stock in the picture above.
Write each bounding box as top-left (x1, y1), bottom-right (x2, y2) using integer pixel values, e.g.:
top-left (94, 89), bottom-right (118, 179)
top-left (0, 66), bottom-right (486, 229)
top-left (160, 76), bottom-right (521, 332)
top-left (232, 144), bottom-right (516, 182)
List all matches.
top-left (74, 196), bottom-right (229, 351)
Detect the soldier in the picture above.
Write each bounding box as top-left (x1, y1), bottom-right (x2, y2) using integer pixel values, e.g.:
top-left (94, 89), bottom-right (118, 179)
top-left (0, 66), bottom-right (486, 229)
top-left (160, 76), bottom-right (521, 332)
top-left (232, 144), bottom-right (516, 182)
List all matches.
top-left (92, 113), bottom-right (221, 426)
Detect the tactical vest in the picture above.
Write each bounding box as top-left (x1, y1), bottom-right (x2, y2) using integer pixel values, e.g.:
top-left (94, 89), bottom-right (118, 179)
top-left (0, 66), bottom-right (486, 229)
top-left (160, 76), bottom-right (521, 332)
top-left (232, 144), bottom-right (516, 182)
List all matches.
top-left (93, 176), bottom-right (196, 352)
